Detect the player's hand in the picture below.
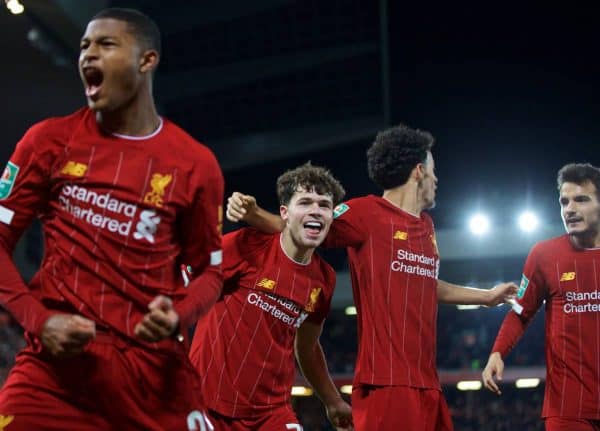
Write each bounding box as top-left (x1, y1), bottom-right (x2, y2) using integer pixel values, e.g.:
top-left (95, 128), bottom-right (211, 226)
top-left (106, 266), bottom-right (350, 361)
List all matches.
top-left (326, 397), bottom-right (354, 431)
top-left (134, 295), bottom-right (179, 342)
top-left (40, 314), bottom-right (96, 358)
top-left (486, 282), bottom-right (518, 307)
top-left (226, 192), bottom-right (257, 223)
top-left (482, 352), bottom-right (505, 395)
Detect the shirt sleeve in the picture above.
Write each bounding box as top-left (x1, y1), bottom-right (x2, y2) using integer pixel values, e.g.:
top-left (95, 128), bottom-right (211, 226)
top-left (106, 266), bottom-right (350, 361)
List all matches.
top-left (491, 243), bottom-right (546, 358)
top-left (0, 122), bottom-right (59, 335)
top-left (322, 200), bottom-right (366, 249)
top-left (174, 148), bottom-right (225, 327)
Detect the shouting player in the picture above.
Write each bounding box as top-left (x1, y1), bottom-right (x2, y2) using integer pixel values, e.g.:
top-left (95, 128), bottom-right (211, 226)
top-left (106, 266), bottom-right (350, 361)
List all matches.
top-left (0, 8), bottom-right (222, 430)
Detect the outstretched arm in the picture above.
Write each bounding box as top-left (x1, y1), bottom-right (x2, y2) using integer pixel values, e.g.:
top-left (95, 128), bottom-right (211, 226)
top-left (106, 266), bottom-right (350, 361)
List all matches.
top-left (437, 280), bottom-right (517, 306)
top-left (295, 321), bottom-right (353, 431)
top-left (226, 192), bottom-right (284, 233)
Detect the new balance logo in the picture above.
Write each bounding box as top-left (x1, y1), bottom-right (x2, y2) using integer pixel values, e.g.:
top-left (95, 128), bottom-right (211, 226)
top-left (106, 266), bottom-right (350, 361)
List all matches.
top-left (560, 272), bottom-right (576, 281)
top-left (61, 161), bottom-right (88, 177)
top-left (133, 210), bottom-right (161, 243)
top-left (257, 278), bottom-right (276, 290)
top-left (393, 230), bottom-right (408, 240)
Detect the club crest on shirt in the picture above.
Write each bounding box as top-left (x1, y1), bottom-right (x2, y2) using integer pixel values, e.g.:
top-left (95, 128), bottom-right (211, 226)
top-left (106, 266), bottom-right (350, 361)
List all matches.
top-left (0, 162), bottom-right (19, 200)
top-left (257, 278), bottom-right (276, 290)
top-left (517, 274), bottom-right (529, 299)
top-left (305, 287), bottom-right (322, 312)
top-left (560, 272), bottom-right (575, 282)
top-left (143, 173), bottom-right (172, 208)
top-left (333, 203), bottom-right (349, 218)
top-left (393, 230), bottom-right (408, 240)
top-left (0, 414), bottom-right (14, 430)
top-left (60, 161), bottom-right (88, 177)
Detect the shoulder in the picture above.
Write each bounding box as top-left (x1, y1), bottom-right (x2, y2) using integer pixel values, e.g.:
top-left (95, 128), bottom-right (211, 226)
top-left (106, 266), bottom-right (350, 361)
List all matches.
top-left (15, 108), bottom-right (89, 160)
top-left (161, 119), bottom-right (219, 163)
top-left (224, 227), bottom-right (274, 254)
top-left (333, 195), bottom-right (371, 219)
top-left (532, 235), bottom-right (568, 253)
top-left (23, 108), bottom-right (88, 146)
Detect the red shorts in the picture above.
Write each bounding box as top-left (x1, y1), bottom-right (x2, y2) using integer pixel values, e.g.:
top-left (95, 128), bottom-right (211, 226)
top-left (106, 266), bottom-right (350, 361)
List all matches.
top-left (208, 405), bottom-right (302, 431)
top-left (0, 334), bottom-right (211, 431)
top-left (352, 384), bottom-right (453, 431)
top-left (545, 417), bottom-right (600, 431)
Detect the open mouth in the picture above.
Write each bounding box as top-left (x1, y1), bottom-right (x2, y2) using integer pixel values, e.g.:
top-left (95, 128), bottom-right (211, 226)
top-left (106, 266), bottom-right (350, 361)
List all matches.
top-left (304, 221), bottom-right (323, 235)
top-left (82, 67), bottom-right (104, 99)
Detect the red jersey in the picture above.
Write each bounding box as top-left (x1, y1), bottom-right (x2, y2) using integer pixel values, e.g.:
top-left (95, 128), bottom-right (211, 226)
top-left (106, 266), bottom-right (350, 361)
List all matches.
top-left (190, 228), bottom-right (335, 417)
top-left (0, 108), bottom-right (223, 345)
top-left (324, 195), bottom-right (440, 388)
top-left (493, 235), bottom-right (600, 419)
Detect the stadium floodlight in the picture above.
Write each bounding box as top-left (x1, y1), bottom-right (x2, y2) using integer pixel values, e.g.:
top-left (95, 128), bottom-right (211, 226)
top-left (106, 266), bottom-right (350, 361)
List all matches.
top-left (515, 378), bottom-right (540, 388)
top-left (5, 0), bottom-right (24, 14)
top-left (457, 380), bottom-right (482, 391)
top-left (468, 213), bottom-right (490, 236)
top-left (291, 386), bottom-right (313, 396)
top-left (345, 306), bottom-right (357, 316)
top-left (518, 211), bottom-right (539, 232)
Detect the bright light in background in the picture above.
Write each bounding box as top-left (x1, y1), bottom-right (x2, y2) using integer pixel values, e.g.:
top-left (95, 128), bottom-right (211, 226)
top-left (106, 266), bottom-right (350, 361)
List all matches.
top-left (340, 385), bottom-right (353, 394)
top-left (457, 380), bottom-right (482, 391)
top-left (345, 306), bottom-right (357, 316)
top-left (518, 211), bottom-right (539, 232)
top-left (5, 0), bottom-right (24, 14)
top-left (468, 213), bottom-right (490, 235)
top-left (291, 386), bottom-right (313, 396)
top-left (515, 378), bottom-right (540, 388)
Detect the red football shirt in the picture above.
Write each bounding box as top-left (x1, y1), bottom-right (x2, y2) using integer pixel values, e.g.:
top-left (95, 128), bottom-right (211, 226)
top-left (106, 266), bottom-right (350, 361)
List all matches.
top-left (189, 228), bottom-right (335, 417)
top-left (493, 235), bottom-right (600, 419)
top-left (324, 195), bottom-right (440, 388)
top-left (0, 108), bottom-right (224, 344)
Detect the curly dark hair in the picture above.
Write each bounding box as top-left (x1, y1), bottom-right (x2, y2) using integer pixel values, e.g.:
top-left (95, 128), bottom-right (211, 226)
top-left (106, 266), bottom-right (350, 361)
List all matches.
top-left (276, 162), bottom-right (345, 206)
top-left (557, 163), bottom-right (600, 199)
top-left (367, 124), bottom-right (434, 190)
top-left (91, 8), bottom-right (161, 56)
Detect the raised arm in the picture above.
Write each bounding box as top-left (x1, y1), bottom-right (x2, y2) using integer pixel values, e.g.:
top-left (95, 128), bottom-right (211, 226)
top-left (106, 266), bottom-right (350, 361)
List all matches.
top-left (295, 321), bottom-right (353, 431)
top-left (226, 191), bottom-right (284, 233)
top-left (437, 279), bottom-right (517, 306)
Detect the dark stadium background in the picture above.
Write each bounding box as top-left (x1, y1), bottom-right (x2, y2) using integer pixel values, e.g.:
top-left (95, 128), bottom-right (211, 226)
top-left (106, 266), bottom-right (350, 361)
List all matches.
top-left (2, 1), bottom-right (600, 429)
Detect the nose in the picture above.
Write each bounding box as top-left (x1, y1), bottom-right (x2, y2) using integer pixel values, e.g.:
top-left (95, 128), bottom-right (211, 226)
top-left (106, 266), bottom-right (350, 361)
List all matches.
top-left (80, 44), bottom-right (99, 64)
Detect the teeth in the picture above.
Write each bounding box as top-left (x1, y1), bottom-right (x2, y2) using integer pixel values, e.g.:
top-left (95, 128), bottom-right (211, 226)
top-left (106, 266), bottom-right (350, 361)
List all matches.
top-left (304, 222), bottom-right (322, 229)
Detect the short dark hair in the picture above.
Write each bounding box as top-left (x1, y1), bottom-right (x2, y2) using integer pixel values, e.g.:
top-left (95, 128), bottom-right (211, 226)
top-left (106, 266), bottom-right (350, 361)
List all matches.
top-left (276, 162), bottom-right (345, 206)
top-left (557, 163), bottom-right (600, 199)
top-left (367, 124), bottom-right (434, 190)
top-left (91, 8), bottom-right (161, 56)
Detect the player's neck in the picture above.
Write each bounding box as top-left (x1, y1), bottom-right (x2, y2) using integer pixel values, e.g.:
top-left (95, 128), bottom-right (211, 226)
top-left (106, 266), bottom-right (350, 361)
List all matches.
top-left (280, 231), bottom-right (313, 265)
top-left (569, 231), bottom-right (600, 249)
top-left (382, 186), bottom-right (422, 217)
top-left (96, 91), bottom-right (161, 137)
